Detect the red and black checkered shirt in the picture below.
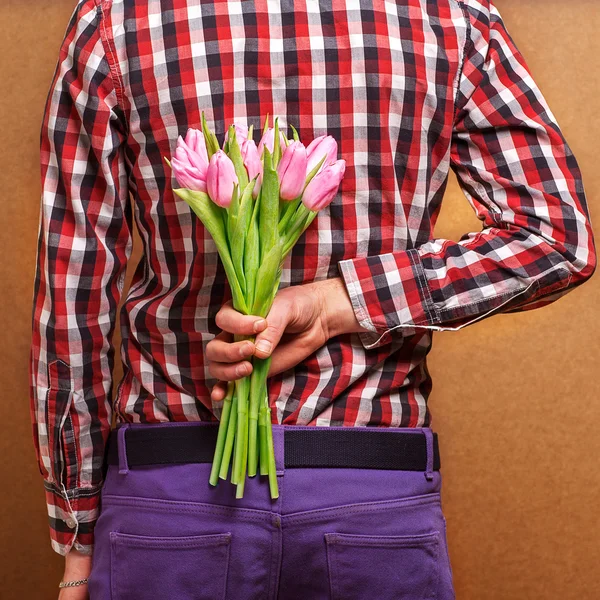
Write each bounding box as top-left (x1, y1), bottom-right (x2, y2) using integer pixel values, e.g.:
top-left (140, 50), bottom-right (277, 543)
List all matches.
top-left (30, 0), bottom-right (595, 556)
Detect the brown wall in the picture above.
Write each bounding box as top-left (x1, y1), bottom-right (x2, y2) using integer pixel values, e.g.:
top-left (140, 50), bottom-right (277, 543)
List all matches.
top-left (1, 1), bottom-right (598, 598)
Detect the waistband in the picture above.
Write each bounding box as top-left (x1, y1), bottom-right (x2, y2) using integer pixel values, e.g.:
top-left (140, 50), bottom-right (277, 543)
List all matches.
top-left (105, 421), bottom-right (440, 478)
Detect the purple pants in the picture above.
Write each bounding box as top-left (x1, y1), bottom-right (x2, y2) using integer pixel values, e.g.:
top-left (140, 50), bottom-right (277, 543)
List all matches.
top-left (87, 421), bottom-right (455, 600)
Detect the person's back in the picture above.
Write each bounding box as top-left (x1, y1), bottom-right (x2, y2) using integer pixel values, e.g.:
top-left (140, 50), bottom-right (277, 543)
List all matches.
top-left (30, 0), bottom-right (595, 597)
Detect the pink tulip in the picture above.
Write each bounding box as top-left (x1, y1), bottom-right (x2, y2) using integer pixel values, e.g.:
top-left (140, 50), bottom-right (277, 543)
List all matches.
top-left (302, 159), bottom-right (346, 211)
top-left (277, 141), bottom-right (308, 200)
top-left (305, 134), bottom-right (338, 175)
top-left (170, 156), bottom-right (208, 193)
top-left (257, 127), bottom-right (286, 157)
top-left (224, 122), bottom-right (249, 144)
top-left (240, 138), bottom-right (263, 198)
top-left (206, 150), bottom-right (239, 208)
top-left (170, 130), bottom-right (210, 191)
top-left (183, 128), bottom-right (209, 168)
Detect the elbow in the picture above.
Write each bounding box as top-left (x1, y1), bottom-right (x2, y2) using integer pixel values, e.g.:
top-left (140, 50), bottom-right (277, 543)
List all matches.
top-left (577, 245), bottom-right (597, 284)
top-left (564, 227), bottom-right (597, 287)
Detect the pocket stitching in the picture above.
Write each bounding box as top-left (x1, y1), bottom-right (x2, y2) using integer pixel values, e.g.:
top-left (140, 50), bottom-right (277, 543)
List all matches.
top-left (325, 531), bottom-right (440, 548)
top-left (111, 530), bottom-right (232, 549)
top-left (286, 492), bottom-right (442, 525)
top-left (325, 530), bottom-right (441, 600)
top-left (101, 493), bottom-right (272, 522)
top-left (110, 531), bottom-right (232, 600)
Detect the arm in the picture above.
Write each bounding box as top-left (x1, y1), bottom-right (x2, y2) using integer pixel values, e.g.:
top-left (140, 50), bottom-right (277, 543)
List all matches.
top-left (29, 0), bottom-right (131, 556)
top-left (337, 0), bottom-right (596, 350)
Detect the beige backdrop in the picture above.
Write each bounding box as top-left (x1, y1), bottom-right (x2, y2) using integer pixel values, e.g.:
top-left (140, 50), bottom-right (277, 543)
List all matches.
top-left (1, 1), bottom-right (599, 598)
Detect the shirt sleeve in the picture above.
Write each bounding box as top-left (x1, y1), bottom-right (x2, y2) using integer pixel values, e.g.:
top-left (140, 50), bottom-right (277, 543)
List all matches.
top-left (337, 0), bottom-right (596, 350)
top-left (29, 0), bottom-right (131, 556)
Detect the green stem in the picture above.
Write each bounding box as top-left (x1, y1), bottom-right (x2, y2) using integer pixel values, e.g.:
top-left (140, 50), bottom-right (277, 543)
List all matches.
top-left (219, 393), bottom-right (238, 481)
top-left (209, 381), bottom-right (234, 486)
top-left (231, 432), bottom-right (238, 486)
top-left (248, 413), bottom-right (259, 478)
top-left (265, 398), bottom-right (279, 499)
top-left (235, 406), bottom-right (249, 499)
top-left (247, 356), bottom-right (270, 477)
top-left (233, 374), bottom-right (250, 484)
top-left (258, 392), bottom-right (270, 476)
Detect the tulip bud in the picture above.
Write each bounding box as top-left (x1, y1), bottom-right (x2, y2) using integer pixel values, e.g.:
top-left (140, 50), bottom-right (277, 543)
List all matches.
top-left (277, 141), bottom-right (308, 201)
top-left (224, 122), bottom-right (249, 144)
top-left (302, 159), bottom-right (346, 211)
top-left (257, 127), bottom-right (286, 157)
top-left (240, 138), bottom-right (263, 199)
top-left (183, 128), bottom-right (209, 168)
top-left (170, 156), bottom-right (208, 193)
top-left (305, 134), bottom-right (338, 175)
top-left (170, 131), bottom-right (210, 192)
top-left (206, 150), bottom-right (239, 208)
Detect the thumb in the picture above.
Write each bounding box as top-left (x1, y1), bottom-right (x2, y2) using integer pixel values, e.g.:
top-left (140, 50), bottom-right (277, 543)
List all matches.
top-left (253, 296), bottom-right (292, 359)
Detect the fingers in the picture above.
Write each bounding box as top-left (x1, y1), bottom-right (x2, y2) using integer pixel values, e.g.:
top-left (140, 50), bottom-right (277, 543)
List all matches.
top-left (208, 357), bottom-right (253, 381)
top-left (207, 331), bottom-right (254, 381)
top-left (206, 308), bottom-right (264, 383)
top-left (253, 297), bottom-right (293, 359)
top-left (205, 334), bottom-right (255, 363)
top-left (215, 299), bottom-right (268, 335)
top-left (210, 380), bottom-right (228, 402)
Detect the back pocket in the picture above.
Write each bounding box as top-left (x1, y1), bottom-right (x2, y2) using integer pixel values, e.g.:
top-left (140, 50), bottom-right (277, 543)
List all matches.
top-left (110, 531), bottom-right (231, 600)
top-left (325, 531), bottom-right (440, 600)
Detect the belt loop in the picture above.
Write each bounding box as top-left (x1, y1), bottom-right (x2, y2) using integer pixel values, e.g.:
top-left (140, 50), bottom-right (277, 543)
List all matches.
top-left (423, 427), bottom-right (434, 481)
top-left (273, 425), bottom-right (285, 477)
top-left (117, 423), bottom-right (131, 475)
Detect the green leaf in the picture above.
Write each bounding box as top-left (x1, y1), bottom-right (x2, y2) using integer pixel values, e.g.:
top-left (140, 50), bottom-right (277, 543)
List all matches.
top-left (201, 111), bottom-right (220, 159)
top-left (230, 178), bottom-right (257, 298)
top-left (226, 125), bottom-right (250, 191)
top-left (273, 117), bottom-right (281, 169)
top-left (278, 197), bottom-right (302, 236)
top-left (248, 124), bottom-right (254, 140)
top-left (281, 208), bottom-right (319, 260)
top-left (229, 183), bottom-right (240, 223)
top-left (258, 148), bottom-right (280, 259)
top-left (244, 190), bottom-right (261, 311)
top-left (290, 124), bottom-right (300, 142)
top-left (282, 207), bottom-right (318, 259)
top-left (251, 240), bottom-right (283, 317)
top-left (164, 156), bottom-right (172, 169)
top-left (304, 154), bottom-right (327, 189)
top-left (174, 188), bottom-right (248, 313)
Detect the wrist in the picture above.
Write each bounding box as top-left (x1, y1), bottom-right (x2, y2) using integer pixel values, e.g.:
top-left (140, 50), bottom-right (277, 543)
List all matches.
top-left (317, 276), bottom-right (371, 339)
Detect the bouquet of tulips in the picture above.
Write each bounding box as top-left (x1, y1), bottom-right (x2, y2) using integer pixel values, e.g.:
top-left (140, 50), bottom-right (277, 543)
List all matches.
top-left (165, 112), bottom-right (345, 498)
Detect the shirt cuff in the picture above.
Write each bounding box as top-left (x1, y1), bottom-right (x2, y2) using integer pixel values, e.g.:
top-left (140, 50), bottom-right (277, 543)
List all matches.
top-left (44, 480), bottom-right (102, 556)
top-left (337, 248), bottom-right (438, 349)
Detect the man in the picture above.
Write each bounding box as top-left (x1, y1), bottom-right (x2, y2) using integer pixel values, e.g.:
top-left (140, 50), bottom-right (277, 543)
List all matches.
top-left (30, 0), bottom-right (595, 598)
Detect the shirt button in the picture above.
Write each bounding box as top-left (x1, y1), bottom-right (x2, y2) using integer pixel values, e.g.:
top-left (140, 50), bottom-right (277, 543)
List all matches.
top-left (65, 517), bottom-right (77, 529)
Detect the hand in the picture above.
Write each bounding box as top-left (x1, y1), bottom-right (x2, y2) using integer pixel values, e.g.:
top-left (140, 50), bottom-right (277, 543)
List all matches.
top-left (208, 277), bottom-right (369, 401)
top-left (58, 548), bottom-right (92, 600)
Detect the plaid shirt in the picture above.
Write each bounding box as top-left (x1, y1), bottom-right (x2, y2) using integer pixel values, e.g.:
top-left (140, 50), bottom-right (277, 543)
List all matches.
top-left (30, 0), bottom-right (595, 556)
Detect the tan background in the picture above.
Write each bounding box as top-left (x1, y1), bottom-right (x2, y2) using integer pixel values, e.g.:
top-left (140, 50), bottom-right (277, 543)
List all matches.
top-left (1, 1), bottom-right (598, 598)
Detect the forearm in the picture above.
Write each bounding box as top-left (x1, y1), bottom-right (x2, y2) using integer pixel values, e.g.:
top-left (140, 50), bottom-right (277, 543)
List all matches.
top-left (30, 0), bottom-right (131, 556)
top-left (331, 0), bottom-right (597, 351)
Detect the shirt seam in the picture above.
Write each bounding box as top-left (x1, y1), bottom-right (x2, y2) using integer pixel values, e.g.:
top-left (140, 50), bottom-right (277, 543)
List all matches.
top-left (93, 0), bottom-right (127, 119)
top-left (407, 248), bottom-right (441, 326)
top-left (44, 480), bottom-right (103, 499)
top-left (453, 1), bottom-right (474, 125)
